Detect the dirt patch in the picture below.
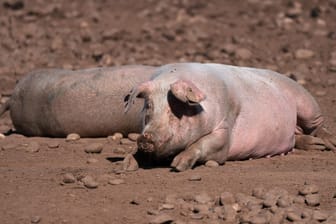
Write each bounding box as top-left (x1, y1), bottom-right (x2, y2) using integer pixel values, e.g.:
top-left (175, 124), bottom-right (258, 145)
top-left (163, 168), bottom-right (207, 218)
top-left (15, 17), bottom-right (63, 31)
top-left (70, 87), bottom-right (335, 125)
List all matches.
top-left (0, 0), bottom-right (336, 223)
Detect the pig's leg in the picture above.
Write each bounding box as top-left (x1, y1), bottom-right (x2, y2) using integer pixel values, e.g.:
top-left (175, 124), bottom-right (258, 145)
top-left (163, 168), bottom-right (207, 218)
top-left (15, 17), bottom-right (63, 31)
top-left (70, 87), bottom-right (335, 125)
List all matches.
top-left (295, 115), bottom-right (336, 152)
top-left (171, 128), bottom-right (229, 171)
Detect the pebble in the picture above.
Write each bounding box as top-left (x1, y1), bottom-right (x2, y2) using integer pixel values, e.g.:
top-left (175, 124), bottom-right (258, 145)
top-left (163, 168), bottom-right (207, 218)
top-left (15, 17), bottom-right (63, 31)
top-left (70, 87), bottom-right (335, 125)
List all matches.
top-left (63, 173), bottom-right (76, 184)
top-left (66, 133), bottom-right (80, 142)
top-left (286, 211), bottom-right (302, 222)
top-left (252, 186), bottom-right (266, 199)
top-left (205, 160), bottom-right (219, 167)
top-left (120, 138), bottom-right (134, 145)
top-left (194, 192), bottom-right (212, 204)
top-left (235, 48), bottom-right (252, 60)
top-left (219, 192), bottom-right (236, 205)
top-left (86, 158), bottom-right (98, 164)
top-left (111, 132), bottom-right (123, 141)
top-left (122, 154), bottom-right (139, 171)
top-left (188, 175), bottom-right (202, 181)
top-left (295, 49), bottom-right (314, 59)
top-left (312, 210), bottom-right (328, 222)
top-left (299, 184), bottom-right (319, 195)
top-left (81, 175), bottom-right (98, 189)
top-left (26, 142), bottom-right (40, 153)
top-left (47, 142), bottom-right (60, 149)
top-left (108, 178), bottom-right (125, 185)
top-left (159, 203), bottom-right (175, 210)
top-left (127, 133), bottom-right (140, 141)
top-left (276, 195), bottom-right (292, 208)
top-left (0, 133), bottom-right (5, 139)
top-left (149, 214), bottom-right (174, 224)
top-left (305, 194), bottom-right (320, 206)
top-left (112, 146), bottom-right (126, 154)
top-left (315, 90), bottom-right (327, 97)
top-left (84, 143), bottom-right (103, 153)
top-left (31, 216), bottom-right (41, 223)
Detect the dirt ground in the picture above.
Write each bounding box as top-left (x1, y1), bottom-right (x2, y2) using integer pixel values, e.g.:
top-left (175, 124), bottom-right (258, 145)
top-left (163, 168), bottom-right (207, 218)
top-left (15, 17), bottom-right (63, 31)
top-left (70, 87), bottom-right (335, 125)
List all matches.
top-left (0, 0), bottom-right (336, 223)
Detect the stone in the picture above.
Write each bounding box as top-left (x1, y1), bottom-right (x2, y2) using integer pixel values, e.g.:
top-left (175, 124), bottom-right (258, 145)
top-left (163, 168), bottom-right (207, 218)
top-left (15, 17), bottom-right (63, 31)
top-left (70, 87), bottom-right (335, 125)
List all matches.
top-left (305, 194), bottom-right (320, 206)
top-left (312, 210), bottom-right (328, 222)
top-left (31, 216), bottom-right (41, 223)
top-left (235, 48), bottom-right (252, 60)
top-left (122, 154), bottom-right (139, 171)
top-left (120, 138), bottom-right (134, 145)
top-left (84, 143), bottom-right (103, 153)
top-left (47, 142), bottom-right (60, 149)
top-left (86, 158), bottom-right (98, 164)
top-left (66, 133), bottom-right (80, 142)
top-left (252, 186), bottom-right (266, 199)
top-left (194, 192), bottom-right (212, 204)
top-left (295, 49), bottom-right (314, 59)
top-left (81, 175), bottom-right (98, 189)
top-left (149, 214), bottom-right (174, 224)
top-left (159, 203), bottom-right (175, 210)
top-left (0, 133), bottom-right (5, 139)
top-left (108, 178), bottom-right (125, 185)
top-left (188, 175), bottom-right (202, 181)
top-left (127, 133), bottom-right (140, 141)
top-left (205, 160), bottom-right (219, 167)
top-left (63, 173), bottom-right (76, 184)
top-left (26, 142), bottom-right (40, 153)
top-left (286, 211), bottom-right (302, 222)
top-left (219, 192), bottom-right (236, 205)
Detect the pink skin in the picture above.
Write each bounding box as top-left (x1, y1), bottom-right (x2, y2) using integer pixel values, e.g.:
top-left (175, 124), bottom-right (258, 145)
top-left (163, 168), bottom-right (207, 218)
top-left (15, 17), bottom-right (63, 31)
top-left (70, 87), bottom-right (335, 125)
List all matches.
top-left (125, 63), bottom-right (336, 171)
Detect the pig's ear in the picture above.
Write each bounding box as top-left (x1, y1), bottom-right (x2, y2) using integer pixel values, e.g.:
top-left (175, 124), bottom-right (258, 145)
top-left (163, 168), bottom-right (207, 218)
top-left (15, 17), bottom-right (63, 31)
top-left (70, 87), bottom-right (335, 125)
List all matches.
top-left (170, 79), bottom-right (206, 106)
top-left (124, 81), bottom-right (153, 113)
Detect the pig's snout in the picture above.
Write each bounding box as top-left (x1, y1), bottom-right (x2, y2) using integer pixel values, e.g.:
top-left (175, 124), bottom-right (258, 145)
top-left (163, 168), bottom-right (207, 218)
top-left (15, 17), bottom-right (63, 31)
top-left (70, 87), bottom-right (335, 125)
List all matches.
top-left (137, 132), bottom-right (156, 153)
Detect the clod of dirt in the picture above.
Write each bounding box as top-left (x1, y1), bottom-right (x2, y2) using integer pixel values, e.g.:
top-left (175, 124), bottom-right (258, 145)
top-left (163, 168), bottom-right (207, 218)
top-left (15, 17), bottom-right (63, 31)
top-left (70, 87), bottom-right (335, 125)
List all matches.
top-left (66, 133), bottom-right (80, 142)
top-left (81, 175), bottom-right (98, 189)
top-left (63, 173), bottom-right (76, 184)
top-left (30, 215), bottom-right (41, 223)
top-left (276, 195), bottom-right (293, 208)
top-left (315, 90), bottom-right (327, 97)
top-left (149, 213), bottom-right (174, 224)
top-left (84, 143), bottom-right (103, 153)
top-left (25, 142), bottom-right (40, 153)
top-left (122, 154), bottom-right (139, 171)
top-left (294, 49), bottom-right (315, 59)
top-left (305, 194), bottom-right (320, 206)
top-left (108, 179), bottom-right (125, 185)
top-left (112, 146), bottom-right (127, 154)
top-left (188, 175), bottom-right (202, 181)
top-left (0, 133), bottom-right (5, 139)
top-left (128, 133), bottom-right (140, 141)
top-left (299, 184), bottom-right (319, 195)
top-left (205, 160), bottom-right (219, 167)
top-left (47, 142), bottom-right (60, 149)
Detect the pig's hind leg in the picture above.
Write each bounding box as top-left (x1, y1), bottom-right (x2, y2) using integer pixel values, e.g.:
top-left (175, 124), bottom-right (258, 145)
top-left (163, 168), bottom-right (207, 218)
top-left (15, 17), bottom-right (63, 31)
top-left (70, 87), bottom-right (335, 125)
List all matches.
top-left (171, 128), bottom-right (230, 171)
top-left (295, 97), bottom-right (336, 151)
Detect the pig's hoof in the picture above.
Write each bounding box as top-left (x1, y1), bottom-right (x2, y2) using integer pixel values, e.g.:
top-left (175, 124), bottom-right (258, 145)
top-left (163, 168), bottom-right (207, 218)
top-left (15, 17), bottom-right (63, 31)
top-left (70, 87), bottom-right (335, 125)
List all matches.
top-left (171, 152), bottom-right (199, 172)
top-left (295, 134), bottom-right (326, 151)
top-left (315, 127), bottom-right (336, 151)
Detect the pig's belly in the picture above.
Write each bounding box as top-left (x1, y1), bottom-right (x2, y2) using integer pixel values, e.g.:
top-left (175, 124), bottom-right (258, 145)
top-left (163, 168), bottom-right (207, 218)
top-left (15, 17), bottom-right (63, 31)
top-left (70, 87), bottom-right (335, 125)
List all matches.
top-left (227, 95), bottom-right (297, 160)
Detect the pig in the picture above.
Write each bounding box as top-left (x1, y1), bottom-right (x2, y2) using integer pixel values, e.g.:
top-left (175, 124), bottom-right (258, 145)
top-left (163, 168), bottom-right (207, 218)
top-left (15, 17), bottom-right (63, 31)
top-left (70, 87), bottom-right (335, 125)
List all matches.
top-left (0, 65), bottom-right (156, 137)
top-left (125, 63), bottom-right (336, 171)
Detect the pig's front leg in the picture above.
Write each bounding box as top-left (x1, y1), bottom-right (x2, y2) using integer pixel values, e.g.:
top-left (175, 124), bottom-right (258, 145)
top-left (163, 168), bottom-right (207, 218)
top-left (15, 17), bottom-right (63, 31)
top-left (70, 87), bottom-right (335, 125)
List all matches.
top-left (171, 128), bottom-right (230, 172)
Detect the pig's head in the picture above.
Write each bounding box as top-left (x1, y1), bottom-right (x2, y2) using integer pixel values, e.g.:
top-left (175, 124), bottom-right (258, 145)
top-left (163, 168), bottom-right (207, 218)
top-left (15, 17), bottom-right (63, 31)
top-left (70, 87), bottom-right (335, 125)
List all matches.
top-left (125, 79), bottom-right (206, 161)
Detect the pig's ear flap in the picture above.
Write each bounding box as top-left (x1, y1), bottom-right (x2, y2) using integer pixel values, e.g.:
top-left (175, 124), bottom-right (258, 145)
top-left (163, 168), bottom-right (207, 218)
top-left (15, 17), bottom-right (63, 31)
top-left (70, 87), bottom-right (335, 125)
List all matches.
top-left (124, 81), bottom-right (153, 113)
top-left (170, 79), bottom-right (206, 106)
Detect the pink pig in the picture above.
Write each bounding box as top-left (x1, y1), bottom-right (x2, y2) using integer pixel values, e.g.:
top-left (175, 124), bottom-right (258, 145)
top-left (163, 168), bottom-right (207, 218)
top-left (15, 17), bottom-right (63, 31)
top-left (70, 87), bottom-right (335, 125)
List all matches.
top-left (125, 63), bottom-right (336, 171)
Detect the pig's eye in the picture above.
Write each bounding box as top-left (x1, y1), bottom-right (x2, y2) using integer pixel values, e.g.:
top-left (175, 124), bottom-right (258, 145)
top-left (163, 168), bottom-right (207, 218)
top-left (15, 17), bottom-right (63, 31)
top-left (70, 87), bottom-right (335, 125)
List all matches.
top-left (187, 87), bottom-right (192, 92)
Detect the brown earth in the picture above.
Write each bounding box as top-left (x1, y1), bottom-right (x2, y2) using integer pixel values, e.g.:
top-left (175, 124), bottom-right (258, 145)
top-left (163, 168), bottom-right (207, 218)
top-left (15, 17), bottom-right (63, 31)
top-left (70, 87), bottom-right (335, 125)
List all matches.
top-left (0, 0), bottom-right (336, 223)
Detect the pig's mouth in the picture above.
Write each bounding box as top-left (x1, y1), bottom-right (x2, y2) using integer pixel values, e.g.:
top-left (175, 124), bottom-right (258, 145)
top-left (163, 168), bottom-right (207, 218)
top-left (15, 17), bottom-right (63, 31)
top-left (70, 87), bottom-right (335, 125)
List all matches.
top-left (137, 132), bottom-right (174, 158)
